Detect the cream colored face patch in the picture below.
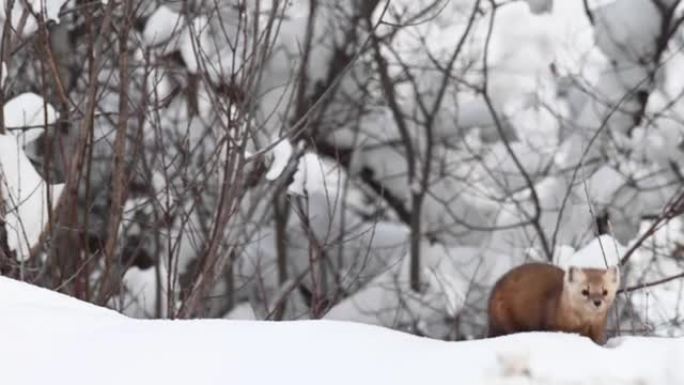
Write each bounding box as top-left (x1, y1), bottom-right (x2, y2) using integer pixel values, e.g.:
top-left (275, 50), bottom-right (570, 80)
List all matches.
top-left (564, 266), bottom-right (620, 314)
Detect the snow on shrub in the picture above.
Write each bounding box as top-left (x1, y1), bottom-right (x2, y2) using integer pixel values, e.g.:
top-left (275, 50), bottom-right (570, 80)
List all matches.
top-left (0, 94), bottom-right (63, 261)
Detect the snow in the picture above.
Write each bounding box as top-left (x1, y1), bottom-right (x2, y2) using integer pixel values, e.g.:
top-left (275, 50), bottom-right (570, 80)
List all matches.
top-left (621, 219), bottom-right (684, 337)
top-left (143, 5), bottom-right (238, 78)
top-left (0, 2), bottom-right (37, 36)
top-left (326, 243), bottom-right (495, 337)
top-left (0, 274), bottom-right (122, 319)
top-left (524, 0), bottom-right (553, 14)
top-left (557, 235), bottom-right (624, 269)
top-left (265, 139), bottom-right (293, 181)
top-left (1, 275), bottom-right (684, 385)
top-left (26, 0), bottom-right (68, 22)
top-left (112, 265), bottom-right (168, 319)
top-left (0, 0), bottom-right (67, 36)
top-left (0, 93), bottom-right (61, 261)
top-left (593, 0), bottom-right (661, 63)
top-left (147, 66), bottom-right (174, 102)
top-left (288, 152), bottom-right (336, 196)
top-left (142, 5), bottom-right (183, 47)
top-left (0, 2), bottom-right (682, 382)
top-left (3, 92), bottom-right (59, 144)
top-left (225, 302), bottom-right (257, 320)
top-left (179, 16), bottom-right (211, 74)
top-left (0, 134), bottom-right (63, 261)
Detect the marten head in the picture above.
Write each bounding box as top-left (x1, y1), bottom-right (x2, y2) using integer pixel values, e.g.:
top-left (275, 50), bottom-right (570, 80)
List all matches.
top-left (564, 266), bottom-right (620, 316)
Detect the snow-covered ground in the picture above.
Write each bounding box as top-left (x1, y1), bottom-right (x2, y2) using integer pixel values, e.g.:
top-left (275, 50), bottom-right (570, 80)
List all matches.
top-left (1, 276), bottom-right (682, 385)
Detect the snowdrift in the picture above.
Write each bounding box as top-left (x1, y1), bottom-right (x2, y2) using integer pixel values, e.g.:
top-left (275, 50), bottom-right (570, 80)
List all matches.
top-left (0, 276), bottom-right (682, 385)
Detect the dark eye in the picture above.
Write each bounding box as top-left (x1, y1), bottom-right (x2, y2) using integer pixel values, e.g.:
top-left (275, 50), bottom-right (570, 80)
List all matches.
top-left (602, 289), bottom-right (608, 296)
top-left (581, 289), bottom-right (589, 297)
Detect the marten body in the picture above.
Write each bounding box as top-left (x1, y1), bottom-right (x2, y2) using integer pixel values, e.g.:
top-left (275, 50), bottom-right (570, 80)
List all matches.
top-left (487, 263), bottom-right (619, 344)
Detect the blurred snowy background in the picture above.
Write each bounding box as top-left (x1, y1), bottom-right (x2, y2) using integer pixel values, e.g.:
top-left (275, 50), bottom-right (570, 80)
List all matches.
top-left (0, 0), bottom-right (683, 340)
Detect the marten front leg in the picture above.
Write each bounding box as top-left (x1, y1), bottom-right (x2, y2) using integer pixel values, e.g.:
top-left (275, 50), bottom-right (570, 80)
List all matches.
top-left (588, 326), bottom-right (606, 345)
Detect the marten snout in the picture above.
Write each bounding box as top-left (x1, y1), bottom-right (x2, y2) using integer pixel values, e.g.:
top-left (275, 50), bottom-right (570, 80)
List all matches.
top-left (581, 287), bottom-right (608, 309)
top-left (586, 292), bottom-right (605, 309)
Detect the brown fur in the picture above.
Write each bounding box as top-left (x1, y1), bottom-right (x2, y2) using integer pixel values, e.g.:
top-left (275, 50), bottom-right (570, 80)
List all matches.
top-left (487, 263), bottom-right (619, 344)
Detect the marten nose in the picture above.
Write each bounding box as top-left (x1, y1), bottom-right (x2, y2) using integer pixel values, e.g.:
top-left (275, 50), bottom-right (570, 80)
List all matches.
top-left (593, 300), bottom-right (602, 307)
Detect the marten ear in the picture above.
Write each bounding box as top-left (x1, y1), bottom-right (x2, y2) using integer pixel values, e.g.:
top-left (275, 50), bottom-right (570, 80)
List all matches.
top-left (565, 266), bottom-right (585, 284)
top-left (606, 266), bottom-right (620, 284)
top-left (566, 267), bottom-right (577, 283)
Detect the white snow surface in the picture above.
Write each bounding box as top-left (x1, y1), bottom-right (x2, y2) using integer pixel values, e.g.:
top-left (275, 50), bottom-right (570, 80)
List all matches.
top-left (2, 276), bottom-right (684, 385)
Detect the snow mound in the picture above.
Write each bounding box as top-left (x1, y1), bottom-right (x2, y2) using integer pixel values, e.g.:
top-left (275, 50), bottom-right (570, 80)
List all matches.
top-left (3, 92), bottom-right (59, 143)
top-left (0, 276), bottom-right (121, 319)
top-left (1, 277), bottom-right (683, 384)
top-left (0, 134), bottom-right (63, 260)
top-left (558, 235), bottom-right (624, 269)
top-left (143, 5), bottom-right (183, 46)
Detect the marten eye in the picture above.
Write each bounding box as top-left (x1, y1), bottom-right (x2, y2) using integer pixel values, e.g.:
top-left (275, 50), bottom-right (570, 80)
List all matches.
top-left (602, 289), bottom-right (608, 296)
top-left (581, 289), bottom-right (589, 297)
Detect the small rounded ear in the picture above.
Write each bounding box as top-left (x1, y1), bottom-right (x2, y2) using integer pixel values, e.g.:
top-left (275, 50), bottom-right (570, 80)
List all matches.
top-left (607, 266), bottom-right (620, 284)
top-left (565, 267), bottom-right (576, 283)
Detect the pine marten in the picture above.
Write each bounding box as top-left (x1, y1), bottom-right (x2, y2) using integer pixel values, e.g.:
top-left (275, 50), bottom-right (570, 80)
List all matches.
top-left (487, 263), bottom-right (620, 344)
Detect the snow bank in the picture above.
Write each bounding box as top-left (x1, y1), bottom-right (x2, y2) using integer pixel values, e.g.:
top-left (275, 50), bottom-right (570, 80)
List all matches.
top-left (1, 277), bottom-right (683, 385)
